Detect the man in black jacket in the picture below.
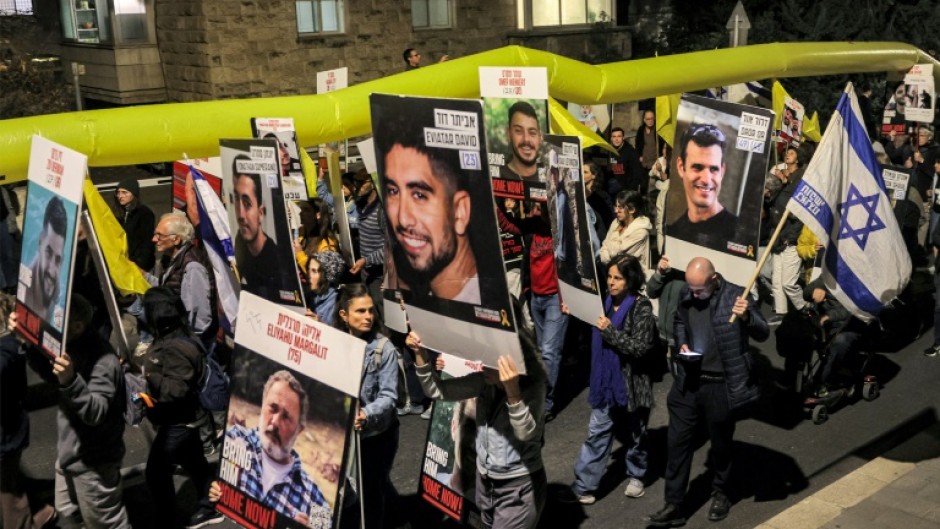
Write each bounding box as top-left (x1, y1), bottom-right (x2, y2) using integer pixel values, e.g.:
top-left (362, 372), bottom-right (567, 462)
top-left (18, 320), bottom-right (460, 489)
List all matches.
top-left (648, 257), bottom-right (768, 527)
top-left (114, 178), bottom-right (156, 272)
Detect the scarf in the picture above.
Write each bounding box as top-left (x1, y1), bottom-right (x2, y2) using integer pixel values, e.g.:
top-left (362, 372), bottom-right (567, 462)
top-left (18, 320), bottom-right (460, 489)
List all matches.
top-left (588, 294), bottom-right (636, 409)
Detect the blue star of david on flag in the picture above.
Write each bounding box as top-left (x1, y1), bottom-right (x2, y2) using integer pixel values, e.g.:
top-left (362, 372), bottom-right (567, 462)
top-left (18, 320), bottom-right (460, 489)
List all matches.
top-left (837, 183), bottom-right (885, 250)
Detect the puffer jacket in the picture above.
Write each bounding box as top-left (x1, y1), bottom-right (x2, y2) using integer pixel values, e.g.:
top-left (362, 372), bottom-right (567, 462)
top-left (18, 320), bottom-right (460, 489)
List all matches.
top-left (674, 275), bottom-right (768, 410)
top-left (143, 334), bottom-right (205, 427)
top-left (416, 363), bottom-right (545, 480)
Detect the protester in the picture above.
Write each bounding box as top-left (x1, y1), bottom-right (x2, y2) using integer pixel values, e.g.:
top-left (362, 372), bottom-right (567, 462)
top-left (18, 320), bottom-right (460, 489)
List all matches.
top-left (408, 312), bottom-right (547, 529)
top-left (402, 48), bottom-right (447, 70)
top-left (634, 111), bottom-right (662, 171)
top-left (647, 257), bottom-right (768, 527)
top-left (304, 250), bottom-right (344, 326)
top-left (766, 145), bottom-right (810, 325)
top-left (114, 178), bottom-right (156, 271)
top-left (1, 293), bottom-right (56, 529)
top-left (26, 294), bottom-right (132, 529)
top-left (293, 196), bottom-right (338, 276)
top-left (146, 212), bottom-right (218, 351)
top-left (560, 253), bottom-right (656, 504)
top-left (497, 202), bottom-right (568, 422)
top-left (599, 190), bottom-right (653, 270)
top-left (140, 287), bottom-right (222, 529)
top-left (646, 255), bottom-right (686, 356)
top-left (802, 278), bottom-right (867, 393)
top-left (349, 172), bottom-right (386, 319)
top-left (607, 126), bottom-right (647, 196)
top-left (333, 284), bottom-right (400, 529)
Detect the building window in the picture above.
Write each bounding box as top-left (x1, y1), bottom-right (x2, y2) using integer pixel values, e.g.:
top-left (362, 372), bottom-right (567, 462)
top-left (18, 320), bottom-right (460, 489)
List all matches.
top-left (517, 0), bottom-right (612, 29)
top-left (412, 0), bottom-right (452, 29)
top-left (0, 0), bottom-right (33, 15)
top-left (296, 0), bottom-right (344, 34)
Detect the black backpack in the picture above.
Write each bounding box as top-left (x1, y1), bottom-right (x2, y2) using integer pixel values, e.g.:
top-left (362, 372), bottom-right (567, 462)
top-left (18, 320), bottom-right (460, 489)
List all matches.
top-left (180, 337), bottom-right (230, 412)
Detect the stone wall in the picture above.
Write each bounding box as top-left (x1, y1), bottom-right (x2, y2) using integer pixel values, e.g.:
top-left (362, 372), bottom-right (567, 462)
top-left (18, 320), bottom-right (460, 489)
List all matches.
top-left (155, 0), bottom-right (520, 102)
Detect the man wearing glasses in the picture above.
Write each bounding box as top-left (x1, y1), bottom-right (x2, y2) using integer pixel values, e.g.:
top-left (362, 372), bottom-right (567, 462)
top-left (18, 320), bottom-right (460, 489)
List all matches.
top-left (666, 123), bottom-right (738, 252)
top-left (403, 48), bottom-right (448, 71)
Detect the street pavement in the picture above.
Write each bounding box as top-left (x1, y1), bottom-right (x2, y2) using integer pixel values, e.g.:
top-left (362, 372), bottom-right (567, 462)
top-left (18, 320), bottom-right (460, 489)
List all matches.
top-left (15, 177), bottom-right (940, 529)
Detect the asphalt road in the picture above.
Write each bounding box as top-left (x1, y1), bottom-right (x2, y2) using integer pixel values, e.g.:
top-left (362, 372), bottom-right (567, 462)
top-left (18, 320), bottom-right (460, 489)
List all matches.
top-left (15, 176), bottom-right (940, 529)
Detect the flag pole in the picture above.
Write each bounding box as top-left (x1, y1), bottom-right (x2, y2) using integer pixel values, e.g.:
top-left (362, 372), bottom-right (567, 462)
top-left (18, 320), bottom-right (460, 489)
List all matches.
top-left (729, 208), bottom-right (791, 323)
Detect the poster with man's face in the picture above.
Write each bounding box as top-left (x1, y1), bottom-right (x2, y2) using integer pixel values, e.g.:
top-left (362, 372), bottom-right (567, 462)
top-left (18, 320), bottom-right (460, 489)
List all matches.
top-left (217, 292), bottom-right (364, 529)
top-left (15, 136), bottom-right (85, 357)
top-left (780, 97), bottom-right (804, 146)
top-left (901, 64), bottom-right (935, 123)
top-left (663, 95), bottom-right (774, 285)
top-left (221, 139), bottom-right (305, 309)
top-left (480, 67), bottom-right (551, 267)
top-left (251, 118), bottom-right (309, 201)
top-left (543, 135), bottom-right (603, 324)
top-left (370, 93), bottom-right (525, 373)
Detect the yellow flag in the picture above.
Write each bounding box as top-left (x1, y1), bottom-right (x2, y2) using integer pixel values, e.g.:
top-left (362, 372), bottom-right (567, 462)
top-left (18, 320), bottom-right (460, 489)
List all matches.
top-left (548, 98), bottom-right (617, 154)
top-left (82, 179), bottom-right (150, 296)
top-left (772, 80), bottom-right (791, 132)
top-left (802, 111), bottom-right (822, 143)
top-left (300, 148), bottom-right (318, 197)
top-left (655, 93), bottom-right (681, 147)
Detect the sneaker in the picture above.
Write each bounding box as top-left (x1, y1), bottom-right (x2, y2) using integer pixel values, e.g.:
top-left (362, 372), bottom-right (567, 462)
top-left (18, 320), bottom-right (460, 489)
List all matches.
top-left (397, 403), bottom-right (425, 416)
top-left (186, 509), bottom-right (225, 529)
top-left (544, 410), bottom-right (556, 423)
top-left (707, 492), bottom-right (731, 521)
top-left (557, 488), bottom-right (595, 505)
top-left (647, 503), bottom-right (686, 527)
top-left (624, 477), bottom-right (645, 498)
top-left (420, 407), bottom-right (433, 420)
top-left (923, 345), bottom-right (940, 357)
top-left (767, 314), bottom-right (785, 326)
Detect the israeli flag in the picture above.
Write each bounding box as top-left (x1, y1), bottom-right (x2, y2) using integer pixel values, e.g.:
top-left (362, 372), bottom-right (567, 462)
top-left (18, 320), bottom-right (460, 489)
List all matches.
top-left (190, 165), bottom-right (241, 334)
top-left (786, 83), bottom-right (911, 322)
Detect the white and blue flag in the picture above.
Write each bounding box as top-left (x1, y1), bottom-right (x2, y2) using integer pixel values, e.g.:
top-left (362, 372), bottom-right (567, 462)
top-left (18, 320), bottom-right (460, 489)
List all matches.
top-left (190, 165), bottom-right (241, 335)
top-left (786, 83), bottom-right (911, 322)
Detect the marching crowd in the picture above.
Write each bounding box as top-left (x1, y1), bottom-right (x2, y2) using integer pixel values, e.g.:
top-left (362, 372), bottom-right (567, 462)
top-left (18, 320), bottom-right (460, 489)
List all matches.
top-left (1, 96), bottom-right (938, 529)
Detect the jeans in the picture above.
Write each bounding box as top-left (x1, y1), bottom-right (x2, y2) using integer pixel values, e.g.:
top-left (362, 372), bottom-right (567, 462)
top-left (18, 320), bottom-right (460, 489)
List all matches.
top-left (146, 424), bottom-right (213, 527)
top-left (529, 292), bottom-right (569, 413)
top-left (572, 405), bottom-right (650, 495)
top-left (54, 461), bottom-right (131, 529)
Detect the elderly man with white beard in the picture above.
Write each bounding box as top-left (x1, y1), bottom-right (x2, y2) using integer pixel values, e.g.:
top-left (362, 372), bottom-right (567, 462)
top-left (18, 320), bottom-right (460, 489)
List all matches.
top-left (222, 369), bottom-right (329, 525)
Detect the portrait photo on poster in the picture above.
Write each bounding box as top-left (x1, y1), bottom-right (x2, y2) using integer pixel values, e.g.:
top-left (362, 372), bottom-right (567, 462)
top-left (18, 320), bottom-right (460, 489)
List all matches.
top-left (371, 93), bottom-right (523, 371)
top-left (250, 118), bottom-right (308, 201)
top-left (17, 183), bottom-right (78, 334)
top-left (220, 139), bottom-right (305, 308)
top-left (218, 345), bottom-right (354, 529)
top-left (372, 94), bottom-right (511, 312)
top-left (664, 94), bottom-right (772, 266)
top-left (483, 97), bottom-right (550, 197)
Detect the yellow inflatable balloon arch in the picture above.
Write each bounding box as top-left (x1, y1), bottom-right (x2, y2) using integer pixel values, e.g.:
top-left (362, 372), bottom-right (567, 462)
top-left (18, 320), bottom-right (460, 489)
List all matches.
top-left (1, 42), bottom-right (937, 183)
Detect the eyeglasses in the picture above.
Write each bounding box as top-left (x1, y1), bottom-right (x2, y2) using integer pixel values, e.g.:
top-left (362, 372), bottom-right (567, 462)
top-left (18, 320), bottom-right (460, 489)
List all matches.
top-left (153, 232), bottom-right (174, 240)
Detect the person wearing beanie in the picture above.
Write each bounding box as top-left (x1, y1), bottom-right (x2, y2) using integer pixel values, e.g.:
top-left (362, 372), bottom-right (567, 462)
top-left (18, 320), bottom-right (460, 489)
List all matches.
top-left (304, 250), bottom-right (345, 326)
top-left (114, 178), bottom-right (156, 271)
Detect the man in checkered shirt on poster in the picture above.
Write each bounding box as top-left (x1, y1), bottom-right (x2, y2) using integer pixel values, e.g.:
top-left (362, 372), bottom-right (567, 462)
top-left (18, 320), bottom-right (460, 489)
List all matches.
top-left (223, 370), bottom-right (331, 526)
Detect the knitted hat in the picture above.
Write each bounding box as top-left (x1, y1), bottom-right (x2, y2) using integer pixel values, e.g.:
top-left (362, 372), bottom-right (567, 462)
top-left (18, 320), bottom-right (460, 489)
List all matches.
top-left (117, 178), bottom-right (140, 197)
top-left (313, 251), bottom-right (345, 287)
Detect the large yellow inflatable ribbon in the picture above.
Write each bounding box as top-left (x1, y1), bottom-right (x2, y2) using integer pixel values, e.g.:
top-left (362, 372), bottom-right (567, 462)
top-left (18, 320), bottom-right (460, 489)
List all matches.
top-left (2, 43), bottom-right (937, 182)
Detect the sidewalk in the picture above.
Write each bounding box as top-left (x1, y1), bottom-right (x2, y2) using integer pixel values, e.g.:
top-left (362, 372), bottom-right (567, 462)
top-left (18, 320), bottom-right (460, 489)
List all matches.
top-left (756, 422), bottom-right (940, 529)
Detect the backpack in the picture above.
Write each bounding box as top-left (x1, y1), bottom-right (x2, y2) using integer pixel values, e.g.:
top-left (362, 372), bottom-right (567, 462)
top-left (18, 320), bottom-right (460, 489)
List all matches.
top-left (373, 337), bottom-right (408, 409)
top-left (180, 337), bottom-right (231, 412)
top-left (123, 365), bottom-right (156, 426)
